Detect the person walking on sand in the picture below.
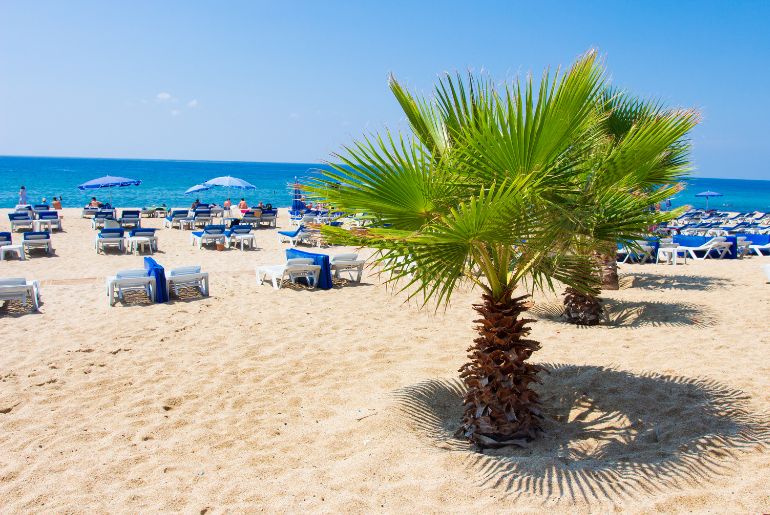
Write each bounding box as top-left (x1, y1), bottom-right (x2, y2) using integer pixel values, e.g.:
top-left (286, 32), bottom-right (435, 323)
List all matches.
top-left (223, 198), bottom-right (232, 209)
top-left (19, 185), bottom-right (27, 205)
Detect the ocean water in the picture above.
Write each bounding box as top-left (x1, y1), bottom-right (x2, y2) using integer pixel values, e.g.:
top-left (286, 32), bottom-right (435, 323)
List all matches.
top-left (0, 155), bottom-right (768, 212)
top-left (0, 156), bottom-right (329, 209)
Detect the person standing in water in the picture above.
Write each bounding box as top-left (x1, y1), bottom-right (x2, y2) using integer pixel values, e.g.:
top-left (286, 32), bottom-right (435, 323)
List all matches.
top-left (19, 185), bottom-right (27, 205)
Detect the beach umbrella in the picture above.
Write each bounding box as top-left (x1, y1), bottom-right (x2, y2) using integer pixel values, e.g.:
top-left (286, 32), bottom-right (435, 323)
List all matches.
top-left (203, 175), bottom-right (256, 202)
top-left (185, 184), bottom-right (211, 195)
top-left (77, 175), bottom-right (141, 206)
top-left (291, 179), bottom-right (306, 212)
top-left (695, 190), bottom-right (723, 209)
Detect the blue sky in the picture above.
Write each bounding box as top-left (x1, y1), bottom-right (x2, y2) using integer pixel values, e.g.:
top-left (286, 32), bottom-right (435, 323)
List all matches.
top-left (0, 0), bottom-right (768, 179)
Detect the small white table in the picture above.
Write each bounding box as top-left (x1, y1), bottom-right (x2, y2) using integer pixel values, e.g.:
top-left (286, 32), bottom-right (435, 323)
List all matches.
top-left (0, 244), bottom-right (25, 261)
top-left (33, 219), bottom-right (54, 232)
top-left (230, 234), bottom-right (255, 250)
top-left (127, 236), bottom-right (154, 255)
top-left (657, 245), bottom-right (687, 265)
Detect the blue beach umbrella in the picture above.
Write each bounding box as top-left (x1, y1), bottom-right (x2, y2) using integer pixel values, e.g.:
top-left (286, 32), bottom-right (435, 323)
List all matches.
top-left (77, 175), bottom-right (141, 206)
top-left (291, 179), bottom-right (306, 213)
top-left (185, 184), bottom-right (211, 195)
top-left (203, 175), bottom-right (256, 203)
top-left (695, 190), bottom-right (723, 210)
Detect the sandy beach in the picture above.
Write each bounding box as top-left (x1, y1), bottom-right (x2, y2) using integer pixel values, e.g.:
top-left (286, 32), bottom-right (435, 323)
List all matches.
top-left (0, 208), bottom-right (768, 513)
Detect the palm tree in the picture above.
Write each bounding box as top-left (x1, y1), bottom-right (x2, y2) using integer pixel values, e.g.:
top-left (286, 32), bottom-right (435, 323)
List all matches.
top-left (310, 51), bottom-right (694, 448)
top-left (560, 92), bottom-right (698, 325)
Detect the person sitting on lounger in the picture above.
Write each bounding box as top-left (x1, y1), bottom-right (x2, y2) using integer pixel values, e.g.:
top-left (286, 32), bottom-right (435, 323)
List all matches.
top-left (223, 198), bottom-right (232, 209)
top-left (191, 199), bottom-right (201, 210)
top-left (238, 198), bottom-right (248, 209)
top-left (89, 197), bottom-right (101, 208)
top-left (52, 197), bottom-right (62, 210)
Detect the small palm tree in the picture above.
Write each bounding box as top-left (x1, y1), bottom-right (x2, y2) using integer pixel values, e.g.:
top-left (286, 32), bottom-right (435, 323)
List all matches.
top-left (560, 92), bottom-right (698, 325)
top-left (311, 51), bottom-right (694, 447)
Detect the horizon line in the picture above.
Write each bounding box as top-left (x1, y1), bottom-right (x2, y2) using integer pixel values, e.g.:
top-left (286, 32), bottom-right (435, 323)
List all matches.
top-left (0, 153), bottom-right (767, 182)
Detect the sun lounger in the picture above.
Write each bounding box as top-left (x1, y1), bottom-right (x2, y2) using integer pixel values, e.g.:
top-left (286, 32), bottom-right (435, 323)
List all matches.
top-left (0, 232), bottom-right (11, 247)
top-left (22, 232), bottom-right (53, 255)
top-left (677, 236), bottom-right (731, 260)
top-left (617, 240), bottom-right (654, 264)
top-left (91, 210), bottom-right (116, 229)
top-left (8, 212), bottom-right (34, 232)
top-left (750, 241), bottom-right (770, 256)
top-left (193, 208), bottom-right (212, 228)
top-left (162, 209), bottom-right (186, 228)
top-left (259, 209), bottom-right (277, 228)
top-left (95, 228), bottom-right (125, 254)
top-left (105, 269), bottom-right (155, 306)
top-left (278, 225), bottom-right (310, 246)
top-left (81, 207), bottom-right (100, 218)
top-left (127, 228), bottom-right (158, 254)
top-left (225, 225), bottom-right (255, 250)
top-left (119, 210), bottom-right (141, 228)
top-left (191, 224), bottom-right (227, 248)
top-left (240, 210), bottom-right (261, 227)
top-left (166, 266), bottom-right (209, 297)
top-left (34, 211), bottom-right (62, 232)
top-left (0, 278), bottom-right (41, 310)
top-left (256, 258), bottom-right (321, 289)
top-left (330, 253), bottom-right (365, 282)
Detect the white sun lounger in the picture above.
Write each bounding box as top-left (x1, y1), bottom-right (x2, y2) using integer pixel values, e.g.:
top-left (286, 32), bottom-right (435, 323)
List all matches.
top-left (330, 253), bottom-right (365, 282)
top-left (749, 241), bottom-right (770, 256)
top-left (166, 266), bottom-right (209, 297)
top-left (95, 229), bottom-right (125, 254)
top-left (105, 269), bottom-right (155, 306)
top-left (0, 278), bottom-right (41, 310)
top-left (22, 232), bottom-right (53, 255)
top-left (191, 225), bottom-right (227, 249)
top-left (677, 236), bottom-right (731, 260)
top-left (256, 258), bottom-right (321, 289)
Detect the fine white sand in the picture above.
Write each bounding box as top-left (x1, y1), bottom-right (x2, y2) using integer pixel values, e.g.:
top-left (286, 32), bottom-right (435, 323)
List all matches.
top-left (1, 208), bottom-right (768, 513)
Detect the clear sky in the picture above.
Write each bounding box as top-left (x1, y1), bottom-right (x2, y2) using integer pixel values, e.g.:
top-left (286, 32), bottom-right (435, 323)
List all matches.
top-left (1, 0), bottom-right (768, 179)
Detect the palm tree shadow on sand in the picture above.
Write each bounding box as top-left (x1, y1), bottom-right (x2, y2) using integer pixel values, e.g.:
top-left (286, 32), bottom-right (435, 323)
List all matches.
top-left (393, 364), bottom-right (769, 505)
top-left (530, 299), bottom-right (718, 328)
top-left (619, 273), bottom-right (732, 291)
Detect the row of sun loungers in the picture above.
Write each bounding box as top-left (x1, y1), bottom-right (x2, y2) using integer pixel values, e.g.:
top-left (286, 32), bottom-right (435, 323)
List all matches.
top-left (0, 231), bottom-right (53, 259)
top-left (255, 253), bottom-right (365, 289)
top-left (8, 211), bottom-right (62, 232)
top-left (95, 228), bottom-right (159, 254)
top-left (105, 266), bottom-right (209, 306)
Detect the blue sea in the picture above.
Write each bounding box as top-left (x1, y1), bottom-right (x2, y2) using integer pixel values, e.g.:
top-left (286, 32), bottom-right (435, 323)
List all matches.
top-left (0, 155), bottom-right (768, 212)
top-left (0, 156), bottom-right (329, 209)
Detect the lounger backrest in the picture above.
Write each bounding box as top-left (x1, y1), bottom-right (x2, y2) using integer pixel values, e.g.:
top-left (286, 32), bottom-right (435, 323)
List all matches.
top-left (100, 228), bottom-right (124, 237)
top-left (169, 266), bottom-right (201, 276)
top-left (24, 232), bottom-right (49, 240)
top-left (203, 225), bottom-right (226, 234)
top-left (34, 204), bottom-right (49, 210)
top-left (231, 226), bottom-right (251, 234)
top-left (130, 228), bottom-right (156, 236)
top-left (333, 253), bottom-right (359, 262)
top-left (116, 269), bottom-right (149, 278)
top-left (0, 278), bottom-right (27, 286)
top-left (121, 210), bottom-right (140, 217)
top-left (0, 232), bottom-right (11, 243)
top-left (9, 213), bottom-right (31, 221)
top-left (38, 211), bottom-right (59, 219)
top-left (287, 258), bottom-right (314, 266)
top-left (104, 219), bottom-right (121, 229)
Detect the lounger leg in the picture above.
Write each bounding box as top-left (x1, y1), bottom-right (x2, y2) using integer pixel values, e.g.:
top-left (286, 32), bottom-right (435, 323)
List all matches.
top-left (202, 276), bottom-right (209, 296)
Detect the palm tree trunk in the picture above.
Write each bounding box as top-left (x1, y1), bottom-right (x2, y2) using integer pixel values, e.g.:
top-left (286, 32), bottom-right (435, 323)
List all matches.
top-left (595, 251), bottom-right (619, 290)
top-left (562, 287), bottom-right (603, 325)
top-left (457, 292), bottom-right (543, 448)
